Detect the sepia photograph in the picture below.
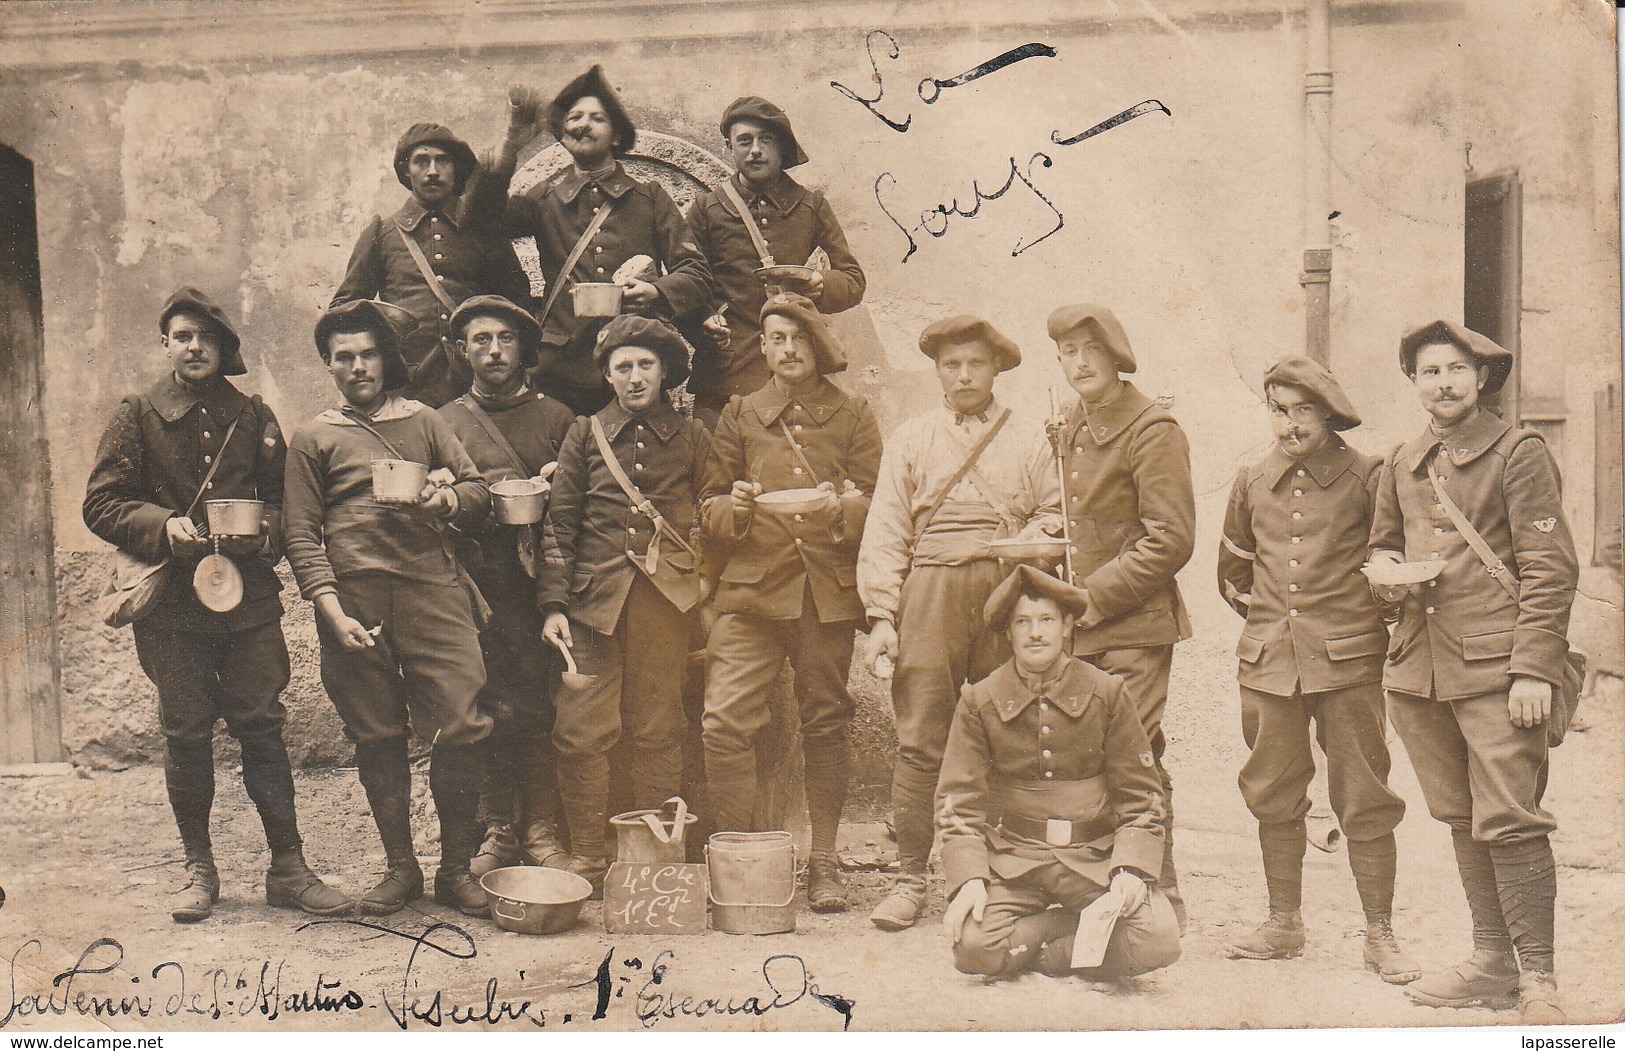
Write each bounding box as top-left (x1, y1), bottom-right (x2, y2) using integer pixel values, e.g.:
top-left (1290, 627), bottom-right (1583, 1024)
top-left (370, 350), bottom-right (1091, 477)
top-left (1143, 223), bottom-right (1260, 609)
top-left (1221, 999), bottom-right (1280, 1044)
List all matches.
top-left (0, 0), bottom-right (1620, 1037)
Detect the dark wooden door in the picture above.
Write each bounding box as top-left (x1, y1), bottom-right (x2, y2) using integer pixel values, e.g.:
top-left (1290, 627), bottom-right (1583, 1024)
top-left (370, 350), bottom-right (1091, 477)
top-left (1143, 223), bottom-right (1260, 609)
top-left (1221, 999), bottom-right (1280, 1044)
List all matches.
top-left (0, 143), bottom-right (64, 768)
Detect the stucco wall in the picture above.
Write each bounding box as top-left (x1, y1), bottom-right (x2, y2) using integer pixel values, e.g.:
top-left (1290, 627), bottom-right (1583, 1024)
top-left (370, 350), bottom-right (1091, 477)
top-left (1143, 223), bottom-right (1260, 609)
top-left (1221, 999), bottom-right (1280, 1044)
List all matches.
top-left (4, 0), bottom-right (1617, 766)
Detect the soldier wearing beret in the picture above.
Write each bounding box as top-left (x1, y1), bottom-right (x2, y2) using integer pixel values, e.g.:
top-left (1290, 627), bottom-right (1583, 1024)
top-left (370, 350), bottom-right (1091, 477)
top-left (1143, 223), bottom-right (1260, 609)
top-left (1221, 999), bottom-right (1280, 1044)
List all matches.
top-left (437, 296), bottom-right (576, 878)
top-left (857, 315), bottom-right (1060, 929)
top-left (284, 299), bottom-right (494, 917)
top-left (683, 96), bottom-right (867, 426)
top-left (84, 287), bottom-right (352, 923)
top-left (490, 67), bottom-right (713, 416)
top-left (698, 293), bottom-right (883, 911)
top-left (332, 122), bottom-right (533, 407)
top-left (540, 314), bottom-right (716, 892)
top-left (937, 565), bottom-right (1182, 980)
top-left (1046, 304), bottom-right (1196, 928)
top-left (1217, 356), bottom-right (1416, 980)
top-left (1369, 321), bottom-right (1578, 1023)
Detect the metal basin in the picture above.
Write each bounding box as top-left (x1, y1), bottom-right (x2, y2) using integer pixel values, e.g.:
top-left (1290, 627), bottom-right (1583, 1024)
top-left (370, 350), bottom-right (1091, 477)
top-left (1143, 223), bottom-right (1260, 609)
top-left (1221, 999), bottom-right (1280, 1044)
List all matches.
top-left (480, 866), bottom-right (592, 935)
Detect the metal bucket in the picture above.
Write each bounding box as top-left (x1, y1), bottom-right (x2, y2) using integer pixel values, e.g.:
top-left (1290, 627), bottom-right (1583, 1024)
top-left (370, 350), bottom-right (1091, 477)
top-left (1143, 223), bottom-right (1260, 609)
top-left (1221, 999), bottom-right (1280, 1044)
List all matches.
top-left (706, 831), bottom-right (796, 935)
top-left (204, 499), bottom-right (265, 537)
top-left (372, 458), bottom-right (428, 503)
top-left (571, 282), bottom-right (623, 318)
top-left (490, 478), bottom-right (547, 525)
top-left (480, 866), bottom-right (592, 935)
top-left (609, 797), bottom-right (696, 864)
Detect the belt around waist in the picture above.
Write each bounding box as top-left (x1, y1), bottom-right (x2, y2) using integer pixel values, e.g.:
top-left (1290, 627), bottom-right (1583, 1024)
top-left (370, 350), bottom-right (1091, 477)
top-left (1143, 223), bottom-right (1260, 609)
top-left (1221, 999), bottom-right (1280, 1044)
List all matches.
top-left (998, 813), bottom-right (1108, 848)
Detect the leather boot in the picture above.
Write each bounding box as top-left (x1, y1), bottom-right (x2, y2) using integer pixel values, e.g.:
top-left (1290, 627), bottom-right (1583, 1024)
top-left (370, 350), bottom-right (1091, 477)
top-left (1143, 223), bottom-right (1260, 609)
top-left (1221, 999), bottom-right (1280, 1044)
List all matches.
top-left (1405, 948), bottom-right (1520, 1010)
top-left (567, 854), bottom-right (612, 900)
top-left (355, 739), bottom-right (423, 915)
top-left (431, 742), bottom-right (490, 916)
top-left (1363, 916), bottom-right (1421, 984)
top-left (518, 820), bottom-right (570, 870)
top-left (1491, 837), bottom-right (1557, 978)
top-left (806, 851), bottom-right (849, 913)
top-left (703, 747), bottom-right (758, 835)
top-left (470, 823), bottom-right (520, 878)
top-left (870, 872), bottom-right (928, 931)
top-left (1226, 820), bottom-right (1306, 960)
top-left (1225, 911), bottom-right (1307, 960)
top-left (266, 846), bottom-right (355, 917)
top-left (1349, 834), bottom-right (1420, 983)
top-left (170, 856), bottom-right (219, 924)
top-left (1518, 971), bottom-right (1565, 1025)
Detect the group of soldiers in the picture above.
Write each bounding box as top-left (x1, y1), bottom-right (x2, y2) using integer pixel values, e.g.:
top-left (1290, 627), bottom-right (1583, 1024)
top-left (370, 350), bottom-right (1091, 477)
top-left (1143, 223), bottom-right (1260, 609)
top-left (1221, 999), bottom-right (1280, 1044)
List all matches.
top-left (82, 65), bottom-right (1579, 1025)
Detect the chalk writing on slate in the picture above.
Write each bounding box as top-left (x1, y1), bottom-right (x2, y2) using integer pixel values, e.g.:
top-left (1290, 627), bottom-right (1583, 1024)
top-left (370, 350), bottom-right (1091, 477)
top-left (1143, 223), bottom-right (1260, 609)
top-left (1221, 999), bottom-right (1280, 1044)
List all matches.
top-left (603, 862), bottom-right (710, 935)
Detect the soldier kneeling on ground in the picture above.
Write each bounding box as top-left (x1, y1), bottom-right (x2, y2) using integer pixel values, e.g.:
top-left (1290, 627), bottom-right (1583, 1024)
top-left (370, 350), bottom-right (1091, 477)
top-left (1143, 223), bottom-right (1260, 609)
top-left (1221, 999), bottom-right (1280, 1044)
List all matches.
top-left (937, 564), bottom-right (1182, 980)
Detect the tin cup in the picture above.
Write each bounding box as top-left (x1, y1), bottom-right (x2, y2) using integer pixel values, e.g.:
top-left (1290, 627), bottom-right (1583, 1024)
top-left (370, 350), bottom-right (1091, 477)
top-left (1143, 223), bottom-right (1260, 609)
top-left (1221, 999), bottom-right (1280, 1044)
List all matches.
top-left (571, 282), bottom-right (623, 318)
top-left (204, 499), bottom-right (265, 537)
top-left (372, 459), bottom-right (429, 504)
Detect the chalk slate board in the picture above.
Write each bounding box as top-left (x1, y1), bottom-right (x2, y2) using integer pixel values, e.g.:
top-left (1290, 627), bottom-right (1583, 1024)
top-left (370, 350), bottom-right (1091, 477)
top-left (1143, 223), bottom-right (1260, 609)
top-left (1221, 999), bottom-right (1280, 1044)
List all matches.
top-left (603, 862), bottom-right (709, 935)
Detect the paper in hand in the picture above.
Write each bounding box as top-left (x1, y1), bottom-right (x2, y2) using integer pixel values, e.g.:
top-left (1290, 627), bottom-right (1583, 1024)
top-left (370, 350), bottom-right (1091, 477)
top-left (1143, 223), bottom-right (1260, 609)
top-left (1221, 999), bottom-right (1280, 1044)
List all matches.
top-left (1071, 886), bottom-right (1125, 970)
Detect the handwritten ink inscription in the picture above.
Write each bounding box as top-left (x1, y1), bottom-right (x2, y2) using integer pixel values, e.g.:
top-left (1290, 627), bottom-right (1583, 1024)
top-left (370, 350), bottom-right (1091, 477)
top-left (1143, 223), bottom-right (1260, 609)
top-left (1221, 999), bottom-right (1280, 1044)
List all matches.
top-left (831, 31), bottom-right (1172, 262)
top-left (603, 862), bottom-right (709, 935)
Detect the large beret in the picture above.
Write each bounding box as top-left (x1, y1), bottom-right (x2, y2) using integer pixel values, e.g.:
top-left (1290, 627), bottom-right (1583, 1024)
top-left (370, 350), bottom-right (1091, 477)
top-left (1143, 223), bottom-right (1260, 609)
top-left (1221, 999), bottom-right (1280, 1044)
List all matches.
top-left (549, 65), bottom-right (637, 156)
top-left (160, 286), bottom-right (245, 377)
top-left (392, 123), bottom-right (477, 196)
top-left (314, 299), bottom-right (419, 392)
top-left (760, 292), bottom-right (845, 375)
top-left (918, 315), bottom-right (1021, 372)
top-left (450, 294), bottom-right (542, 368)
top-left (719, 96), bottom-right (809, 169)
top-left (984, 564), bottom-right (1091, 632)
top-left (1046, 304), bottom-right (1136, 374)
top-left (1399, 319), bottom-right (1515, 397)
top-left (1262, 356), bottom-right (1362, 431)
top-left (593, 314), bottom-right (690, 389)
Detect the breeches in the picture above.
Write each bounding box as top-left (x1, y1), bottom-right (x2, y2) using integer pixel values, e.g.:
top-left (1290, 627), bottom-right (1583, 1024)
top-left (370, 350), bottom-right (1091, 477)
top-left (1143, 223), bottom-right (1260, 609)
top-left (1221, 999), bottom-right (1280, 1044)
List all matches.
top-left (1238, 683), bottom-right (1405, 840)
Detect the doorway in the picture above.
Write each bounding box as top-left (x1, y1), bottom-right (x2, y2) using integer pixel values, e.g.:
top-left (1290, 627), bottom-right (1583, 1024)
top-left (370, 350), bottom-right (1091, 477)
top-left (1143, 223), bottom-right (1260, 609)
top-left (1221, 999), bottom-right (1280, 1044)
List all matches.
top-left (0, 143), bottom-right (64, 768)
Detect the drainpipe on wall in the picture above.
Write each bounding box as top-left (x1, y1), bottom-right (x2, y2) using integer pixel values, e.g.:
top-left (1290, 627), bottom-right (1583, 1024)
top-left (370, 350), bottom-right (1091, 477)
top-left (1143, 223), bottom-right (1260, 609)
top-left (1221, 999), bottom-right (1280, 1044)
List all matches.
top-left (1301, 0), bottom-right (1334, 367)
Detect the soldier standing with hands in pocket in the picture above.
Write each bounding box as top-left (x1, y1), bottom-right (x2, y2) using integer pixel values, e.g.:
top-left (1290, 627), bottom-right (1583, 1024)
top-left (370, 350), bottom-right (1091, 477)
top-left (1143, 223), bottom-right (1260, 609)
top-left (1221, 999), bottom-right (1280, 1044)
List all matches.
top-left (1369, 321), bottom-right (1578, 1024)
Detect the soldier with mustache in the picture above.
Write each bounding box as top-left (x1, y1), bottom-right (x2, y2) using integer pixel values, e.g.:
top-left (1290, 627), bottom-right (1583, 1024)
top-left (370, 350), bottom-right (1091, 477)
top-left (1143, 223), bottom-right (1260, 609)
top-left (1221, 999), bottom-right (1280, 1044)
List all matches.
top-left (332, 124), bottom-right (532, 407)
top-left (488, 68), bottom-right (713, 415)
top-left (1369, 322), bottom-right (1578, 1024)
top-left (1217, 356), bottom-right (1416, 981)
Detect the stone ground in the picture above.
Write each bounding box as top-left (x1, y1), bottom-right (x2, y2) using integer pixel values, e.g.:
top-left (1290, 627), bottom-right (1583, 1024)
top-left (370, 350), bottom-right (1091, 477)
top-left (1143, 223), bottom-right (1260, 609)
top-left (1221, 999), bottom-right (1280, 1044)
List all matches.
top-left (2, 587), bottom-right (1622, 1034)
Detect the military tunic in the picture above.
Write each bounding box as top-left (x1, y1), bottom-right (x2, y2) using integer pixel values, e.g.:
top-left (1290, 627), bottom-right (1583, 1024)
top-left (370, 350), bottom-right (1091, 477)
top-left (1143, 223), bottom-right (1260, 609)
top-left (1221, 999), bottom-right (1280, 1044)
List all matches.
top-left (83, 374), bottom-right (291, 743)
top-left (502, 165), bottom-right (713, 414)
top-left (1218, 434), bottom-right (1405, 840)
top-left (937, 657), bottom-right (1181, 978)
top-left (1370, 409), bottom-right (1577, 844)
top-left (683, 173), bottom-right (865, 416)
top-left (541, 398), bottom-right (713, 853)
top-left (332, 196), bottom-right (532, 407)
top-left (697, 376), bottom-right (882, 829)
